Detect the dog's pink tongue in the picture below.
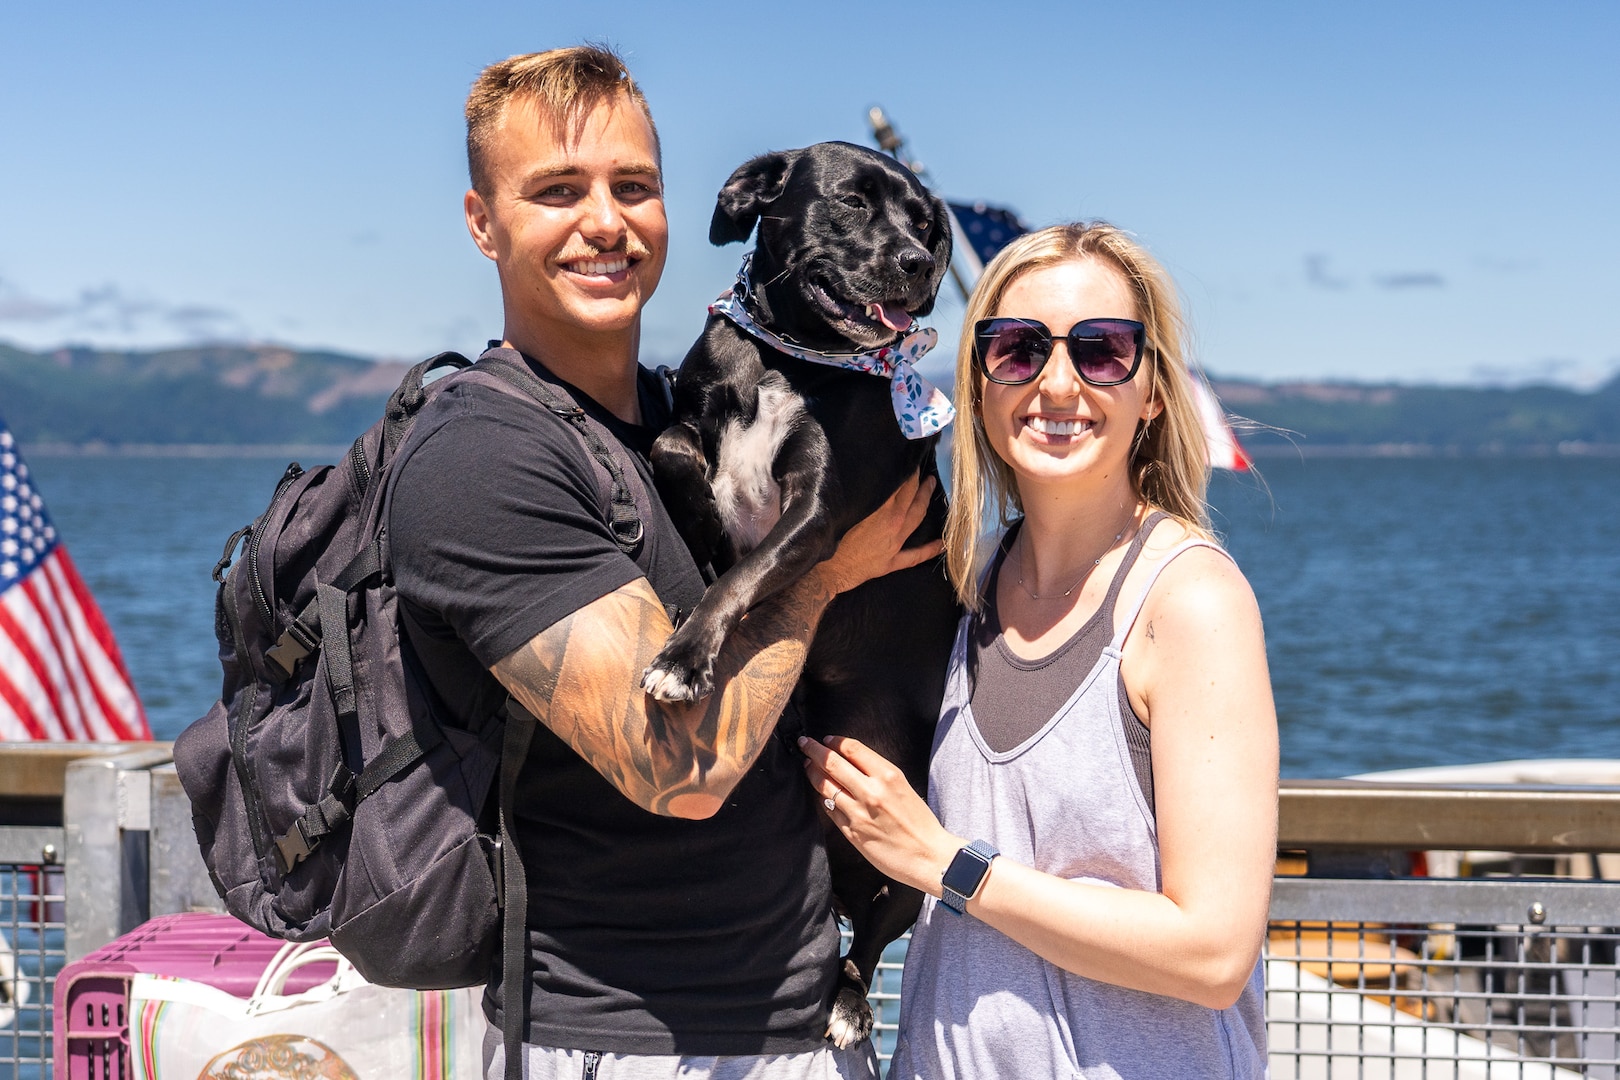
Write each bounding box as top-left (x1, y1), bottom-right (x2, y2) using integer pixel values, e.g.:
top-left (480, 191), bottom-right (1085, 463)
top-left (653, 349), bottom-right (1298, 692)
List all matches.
top-left (873, 303), bottom-right (913, 333)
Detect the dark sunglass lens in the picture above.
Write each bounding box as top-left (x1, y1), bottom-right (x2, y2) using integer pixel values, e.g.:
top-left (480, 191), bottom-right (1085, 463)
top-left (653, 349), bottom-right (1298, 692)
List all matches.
top-left (980, 322), bottom-right (1049, 382)
top-left (1069, 321), bottom-right (1141, 384)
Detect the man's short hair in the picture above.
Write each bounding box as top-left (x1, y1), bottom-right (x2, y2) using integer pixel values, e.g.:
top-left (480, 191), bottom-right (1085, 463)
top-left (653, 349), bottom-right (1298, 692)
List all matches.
top-left (465, 43), bottom-right (660, 196)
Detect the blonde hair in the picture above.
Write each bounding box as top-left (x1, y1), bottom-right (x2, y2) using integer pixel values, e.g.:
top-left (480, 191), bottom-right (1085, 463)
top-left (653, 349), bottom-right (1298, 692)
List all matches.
top-left (465, 43), bottom-right (659, 195)
top-left (943, 221), bottom-right (1213, 609)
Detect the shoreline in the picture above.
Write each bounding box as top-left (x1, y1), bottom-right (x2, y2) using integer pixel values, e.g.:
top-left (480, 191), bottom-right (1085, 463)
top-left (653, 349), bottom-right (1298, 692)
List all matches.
top-left (1244, 441), bottom-right (1620, 459)
top-left (23, 442), bottom-right (351, 459)
top-left (21, 441), bottom-right (1620, 459)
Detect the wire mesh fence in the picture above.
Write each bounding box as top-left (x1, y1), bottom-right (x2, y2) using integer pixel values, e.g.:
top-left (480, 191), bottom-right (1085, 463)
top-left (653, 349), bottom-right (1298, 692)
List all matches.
top-left (7, 866), bottom-right (1618, 1079)
top-left (0, 860), bottom-right (65, 1080)
top-left (1266, 878), bottom-right (1620, 1079)
top-left (851, 888), bottom-right (1620, 1078)
top-left (1267, 921), bottom-right (1619, 1078)
top-left (0, 748), bottom-right (1612, 1079)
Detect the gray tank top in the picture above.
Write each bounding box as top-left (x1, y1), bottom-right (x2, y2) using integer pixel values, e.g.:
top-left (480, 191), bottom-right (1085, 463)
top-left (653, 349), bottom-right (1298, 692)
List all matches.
top-left (969, 515), bottom-right (1162, 809)
top-left (889, 528), bottom-right (1269, 1080)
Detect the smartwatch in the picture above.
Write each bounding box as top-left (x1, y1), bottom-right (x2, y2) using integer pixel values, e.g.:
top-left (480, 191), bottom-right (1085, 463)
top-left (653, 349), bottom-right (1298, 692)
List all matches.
top-left (939, 839), bottom-right (1000, 915)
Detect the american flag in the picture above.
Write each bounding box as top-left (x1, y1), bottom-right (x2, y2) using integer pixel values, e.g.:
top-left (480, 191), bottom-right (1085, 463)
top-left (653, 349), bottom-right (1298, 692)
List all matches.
top-left (947, 201), bottom-right (1032, 270)
top-left (0, 416), bottom-right (149, 741)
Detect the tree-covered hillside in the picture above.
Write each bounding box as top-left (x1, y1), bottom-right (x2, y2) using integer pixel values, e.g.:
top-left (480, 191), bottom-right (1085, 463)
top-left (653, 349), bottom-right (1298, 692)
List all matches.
top-left (1212, 376), bottom-right (1620, 452)
top-left (0, 342), bottom-right (410, 446)
top-left (2, 341), bottom-right (1617, 452)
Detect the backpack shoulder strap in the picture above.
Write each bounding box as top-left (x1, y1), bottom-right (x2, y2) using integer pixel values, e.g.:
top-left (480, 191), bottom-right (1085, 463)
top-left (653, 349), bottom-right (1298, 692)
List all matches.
top-left (382, 352), bottom-right (474, 459)
top-left (458, 356), bottom-right (650, 555)
top-left (496, 699), bottom-right (538, 1080)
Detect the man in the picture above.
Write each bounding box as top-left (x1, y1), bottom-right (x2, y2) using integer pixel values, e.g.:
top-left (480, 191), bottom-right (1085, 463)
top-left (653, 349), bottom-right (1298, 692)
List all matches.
top-left (386, 45), bottom-right (936, 1079)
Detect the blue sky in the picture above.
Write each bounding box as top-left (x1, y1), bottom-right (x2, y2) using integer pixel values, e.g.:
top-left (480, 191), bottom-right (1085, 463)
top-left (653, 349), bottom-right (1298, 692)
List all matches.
top-left (2, 1), bottom-right (1616, 387)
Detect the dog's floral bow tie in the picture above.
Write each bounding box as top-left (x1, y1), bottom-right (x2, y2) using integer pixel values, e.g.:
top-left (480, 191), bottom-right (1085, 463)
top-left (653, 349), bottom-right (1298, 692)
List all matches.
top-left (709, 263), bottom-right (956, 440)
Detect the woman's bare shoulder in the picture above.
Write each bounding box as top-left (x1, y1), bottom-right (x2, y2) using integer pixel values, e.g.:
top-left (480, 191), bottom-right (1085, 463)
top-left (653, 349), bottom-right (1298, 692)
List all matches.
top-left (1133, 520), bottom-right (1260, 636)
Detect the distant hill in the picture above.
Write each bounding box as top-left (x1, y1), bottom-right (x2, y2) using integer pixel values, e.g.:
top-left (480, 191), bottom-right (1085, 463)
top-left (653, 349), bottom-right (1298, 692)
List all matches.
top-left (0, 342), bottom-right (411, 448)
top-left (3, 341), bottom-right (1618, 453)
top-left (1211, 375), bottom-right (1620, 453)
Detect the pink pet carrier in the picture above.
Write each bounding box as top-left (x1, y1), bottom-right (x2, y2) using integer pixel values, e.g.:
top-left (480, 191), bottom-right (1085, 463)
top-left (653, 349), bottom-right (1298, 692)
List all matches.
top-left (52, 913), bottom-right (337, 1079)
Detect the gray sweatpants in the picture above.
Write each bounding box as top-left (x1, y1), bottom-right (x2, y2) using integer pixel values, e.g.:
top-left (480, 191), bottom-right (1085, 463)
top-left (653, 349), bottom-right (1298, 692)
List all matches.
top-left (482, 1026), bottom-right (880, 1080)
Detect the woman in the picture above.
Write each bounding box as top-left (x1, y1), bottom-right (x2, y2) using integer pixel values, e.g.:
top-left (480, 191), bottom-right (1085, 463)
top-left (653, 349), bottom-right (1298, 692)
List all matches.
top-left (800, 222), bottom-right (1278, 1078)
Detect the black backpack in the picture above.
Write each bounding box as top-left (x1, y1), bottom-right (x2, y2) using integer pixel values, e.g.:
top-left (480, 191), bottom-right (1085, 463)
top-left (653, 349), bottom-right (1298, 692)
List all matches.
top-left (175, 351), bottom-right (665, 1073)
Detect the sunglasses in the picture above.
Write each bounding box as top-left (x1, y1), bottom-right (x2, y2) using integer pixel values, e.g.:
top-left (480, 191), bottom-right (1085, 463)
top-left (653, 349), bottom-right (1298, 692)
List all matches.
top-left (972, 317), bottom-right (1146, 387)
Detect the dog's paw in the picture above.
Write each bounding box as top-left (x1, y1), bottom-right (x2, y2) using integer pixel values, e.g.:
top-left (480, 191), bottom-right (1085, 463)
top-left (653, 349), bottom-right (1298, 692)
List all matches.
top-left (641, 637), bottom-right (718, 702)
top-left (825, 985), bottom-right (874, 1049)
top-left (639, 663), bottom-right (713, 703)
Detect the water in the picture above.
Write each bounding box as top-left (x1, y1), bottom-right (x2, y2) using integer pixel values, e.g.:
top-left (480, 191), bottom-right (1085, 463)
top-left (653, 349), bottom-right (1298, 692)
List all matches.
top-left (20, 453), bottom-right (1620, 777)
top-left (1211, 457), bottom-right (1620, 775)
top-left (23, 455), bottom-right (292, 740)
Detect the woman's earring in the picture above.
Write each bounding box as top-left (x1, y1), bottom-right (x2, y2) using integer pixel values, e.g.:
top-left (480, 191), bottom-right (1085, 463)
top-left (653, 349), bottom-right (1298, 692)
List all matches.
top-left (1132, 412), bottom-right (1154, 455)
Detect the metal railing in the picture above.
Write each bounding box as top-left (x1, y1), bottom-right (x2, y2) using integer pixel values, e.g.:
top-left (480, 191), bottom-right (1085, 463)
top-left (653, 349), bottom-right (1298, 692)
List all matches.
top-left (2, 744), bottom-right (101, 1080)
top-left (0, 859), bottom-right (63, 1079)
top-left (0, 743), bottom-right (222, 1079)
top-left (855, 779), bottom-right (1620, 1074)
top-left (2, 746), bottom-right (1617, 1078)
top-left (1267, 881), bottom-right (1619, 1078)
top-left (1268, 778), bottom-right (1620, 1079)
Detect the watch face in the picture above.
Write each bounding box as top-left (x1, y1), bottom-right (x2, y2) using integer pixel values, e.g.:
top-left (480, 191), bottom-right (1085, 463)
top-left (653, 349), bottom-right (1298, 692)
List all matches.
top-left (942, 846), bottom-right (992, 899)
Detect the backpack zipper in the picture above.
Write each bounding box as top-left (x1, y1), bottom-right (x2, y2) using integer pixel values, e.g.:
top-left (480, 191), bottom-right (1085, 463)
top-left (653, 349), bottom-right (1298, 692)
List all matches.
top-left (248, 462), bottom-right (305, 630)
top-left (348, 436), bottom-right (372, 498)
top-left (221, 582), bottom-right (272, 861)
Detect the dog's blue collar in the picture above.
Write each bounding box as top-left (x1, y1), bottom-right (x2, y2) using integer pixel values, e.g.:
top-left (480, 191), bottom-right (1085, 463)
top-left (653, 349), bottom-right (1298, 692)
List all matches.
top-left (709, 258), bottom-right (955, 440)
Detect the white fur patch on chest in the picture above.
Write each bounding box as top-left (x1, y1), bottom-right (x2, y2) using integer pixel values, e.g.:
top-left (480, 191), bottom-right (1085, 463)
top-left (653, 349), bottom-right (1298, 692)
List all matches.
top-left (710, 373), bottom-right (805, 554)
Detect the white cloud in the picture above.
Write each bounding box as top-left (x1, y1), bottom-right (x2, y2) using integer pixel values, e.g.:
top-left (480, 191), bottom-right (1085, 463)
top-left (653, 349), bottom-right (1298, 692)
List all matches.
top-left (0, 277), bottom-right (247, 343)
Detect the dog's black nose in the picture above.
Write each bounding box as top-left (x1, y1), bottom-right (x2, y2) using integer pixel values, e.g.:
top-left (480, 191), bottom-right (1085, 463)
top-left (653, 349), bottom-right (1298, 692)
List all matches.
top-left (896, 247), bottom-right (935, 278)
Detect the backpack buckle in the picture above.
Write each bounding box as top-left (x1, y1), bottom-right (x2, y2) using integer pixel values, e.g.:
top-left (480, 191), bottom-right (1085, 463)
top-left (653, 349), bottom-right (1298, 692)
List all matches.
top-left (611, 518), bottom-right (644, 549)
top-left (273, 819), bottom-right (313, 875)
top-left (266, 610), bottom-right (321, 680)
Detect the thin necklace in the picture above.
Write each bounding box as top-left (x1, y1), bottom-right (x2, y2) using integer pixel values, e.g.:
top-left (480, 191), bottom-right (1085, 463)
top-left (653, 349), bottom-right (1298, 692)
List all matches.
top-left (1015, 508), bottom-right (1141, 602)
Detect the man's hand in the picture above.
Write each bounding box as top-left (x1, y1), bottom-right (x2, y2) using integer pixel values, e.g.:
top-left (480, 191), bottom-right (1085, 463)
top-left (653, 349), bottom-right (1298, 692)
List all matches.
top-left (815, 471), bottom-right (942, 598)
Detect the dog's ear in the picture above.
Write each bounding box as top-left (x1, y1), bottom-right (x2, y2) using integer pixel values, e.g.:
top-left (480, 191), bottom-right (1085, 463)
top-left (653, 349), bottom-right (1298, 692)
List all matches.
top-left (710, 151), bottom-right (792, 245)
top-left (912, 193), bottom-right (956, 318)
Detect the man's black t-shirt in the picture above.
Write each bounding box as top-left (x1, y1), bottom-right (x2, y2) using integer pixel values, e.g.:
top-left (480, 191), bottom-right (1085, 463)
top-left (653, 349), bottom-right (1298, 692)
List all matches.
top-left (386, 350), bottom-right (838, 1055)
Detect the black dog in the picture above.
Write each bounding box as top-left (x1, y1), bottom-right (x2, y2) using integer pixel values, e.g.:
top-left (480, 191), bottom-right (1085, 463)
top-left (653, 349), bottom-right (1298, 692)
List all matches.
top-left (642, 142), bottom-right (961, 1046)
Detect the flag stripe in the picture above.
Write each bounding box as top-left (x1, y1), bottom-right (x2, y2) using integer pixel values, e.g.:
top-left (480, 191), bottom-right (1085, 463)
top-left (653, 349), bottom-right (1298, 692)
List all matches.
top-left (0, 599), bottom-right (61, 739)
top-left (0, 631), bottom-right (52, 739)
top-left (0, 697), bottom-right (32, 740)
top-left (38, 557), bottom-right (125, 742)
top-left (0, 681), bottom-right (45, 740)
top-left (43, 553), bottom-right (143, 738)
top-left (52, 548), bottom-right (124, 669)
top-left (4, 578), bottom-right (86, 740)
top-left (1191, 375), bottom-right (1251, 473)
top-left (33, 558), bottom-right (115, 740)
top-left (19, 571), bottom-right (96, 740)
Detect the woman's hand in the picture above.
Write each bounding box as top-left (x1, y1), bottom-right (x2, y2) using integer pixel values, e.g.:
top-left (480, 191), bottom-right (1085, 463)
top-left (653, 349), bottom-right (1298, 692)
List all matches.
top-left (814, 472), bottom-right (941, 598)
top-left (798, 734), bottom-right (962, 896)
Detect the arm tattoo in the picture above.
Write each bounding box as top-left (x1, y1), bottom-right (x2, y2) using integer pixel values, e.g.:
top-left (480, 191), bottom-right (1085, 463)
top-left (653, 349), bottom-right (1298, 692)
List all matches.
top-left (492, 578), bottom-right (827, 816)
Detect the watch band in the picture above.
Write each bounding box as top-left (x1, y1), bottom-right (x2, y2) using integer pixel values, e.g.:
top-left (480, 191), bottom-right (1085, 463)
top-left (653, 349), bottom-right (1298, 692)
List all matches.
top-left (939, 839), bottom-right (1000, 915)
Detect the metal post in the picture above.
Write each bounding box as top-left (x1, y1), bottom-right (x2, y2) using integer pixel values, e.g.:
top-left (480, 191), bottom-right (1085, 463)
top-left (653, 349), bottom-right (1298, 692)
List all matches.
top-left (147, 762), bottom-right (225, 918)
top-left (62, 745), bottom-right (171, 960)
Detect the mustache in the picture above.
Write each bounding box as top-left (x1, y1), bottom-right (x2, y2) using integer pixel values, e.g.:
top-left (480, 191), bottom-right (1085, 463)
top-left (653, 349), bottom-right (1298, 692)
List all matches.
top-left (556, 238), bottom-right (653, 264)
